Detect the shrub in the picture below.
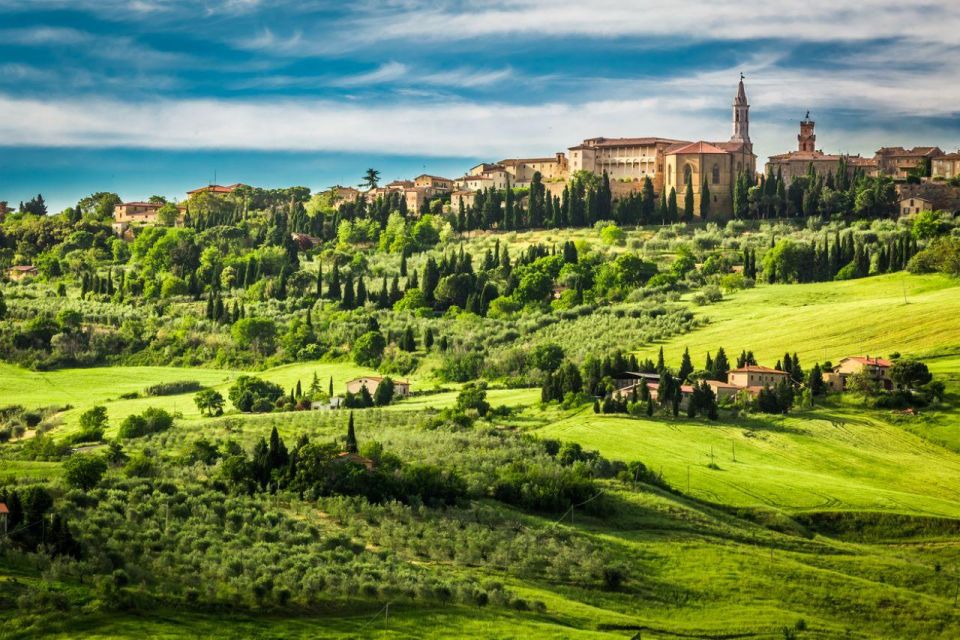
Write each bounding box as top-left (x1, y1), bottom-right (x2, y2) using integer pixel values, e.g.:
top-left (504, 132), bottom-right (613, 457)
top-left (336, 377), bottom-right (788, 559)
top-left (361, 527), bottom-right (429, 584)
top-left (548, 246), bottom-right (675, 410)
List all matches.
top-left (145, 380), bottom-right (203, 396)
top-left (118, 407), bottom-right (174, 439)
top-left (228, 375), bottom-right (284, 413)
top-left (63, 453), bottom-right (108, 490)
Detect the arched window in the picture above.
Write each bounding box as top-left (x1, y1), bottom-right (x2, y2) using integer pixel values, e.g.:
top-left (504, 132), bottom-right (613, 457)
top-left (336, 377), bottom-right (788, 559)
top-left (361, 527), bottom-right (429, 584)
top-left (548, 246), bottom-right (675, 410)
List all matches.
top-left (683, 164), bottom-right (692, 185)
top-left (712, 164), bottom-right (720, 184)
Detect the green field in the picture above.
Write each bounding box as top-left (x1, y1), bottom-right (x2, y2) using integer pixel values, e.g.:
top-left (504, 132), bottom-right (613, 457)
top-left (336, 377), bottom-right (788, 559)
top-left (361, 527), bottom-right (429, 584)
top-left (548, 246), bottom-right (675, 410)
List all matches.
top-left (4, 271), bottom-right (960, 638)
top-left (640, 272), bottom-right (960, 366)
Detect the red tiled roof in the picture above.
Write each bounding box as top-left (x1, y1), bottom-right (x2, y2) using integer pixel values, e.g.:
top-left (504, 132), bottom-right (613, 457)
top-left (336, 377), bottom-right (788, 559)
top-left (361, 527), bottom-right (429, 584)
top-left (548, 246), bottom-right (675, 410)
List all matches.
top-left (730, 365), bottom-right (788, 374)
top-left (876, 146), bottom-right (942, 157)
top-left (936, 153), bottom-right (960, 160)
top-left (706, 380), bottom-right (741, 388)
top-left (10, 265), bottom-right (37, 272)
top-left (0, 502), bottom-right (9, 514)
top-left (187, 184), bottom-right (243, 195)
top-left (571, 137), bottom-right (685, 150)
top-left (842, 356), bottom-right (893, 368)
top-left (666, 141), bottom-right (730, 155)
top-left (120, 201), bottom-right (162, 208)
top-left (415, 174), bottom-right (452, 182)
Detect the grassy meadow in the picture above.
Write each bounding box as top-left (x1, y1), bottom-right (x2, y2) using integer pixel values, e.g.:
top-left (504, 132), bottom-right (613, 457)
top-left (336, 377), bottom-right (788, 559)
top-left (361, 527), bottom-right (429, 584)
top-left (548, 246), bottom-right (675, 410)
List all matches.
top-left (4, 260), bottom-right (960, 638)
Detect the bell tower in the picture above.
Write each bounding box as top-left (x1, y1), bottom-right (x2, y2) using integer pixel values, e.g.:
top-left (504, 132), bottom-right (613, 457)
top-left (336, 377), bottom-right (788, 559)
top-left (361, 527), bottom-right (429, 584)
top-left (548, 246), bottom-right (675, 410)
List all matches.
top-left (730, 74), bottom-right (750, 145)
top-left (798, 111), bottom-right (816, 152)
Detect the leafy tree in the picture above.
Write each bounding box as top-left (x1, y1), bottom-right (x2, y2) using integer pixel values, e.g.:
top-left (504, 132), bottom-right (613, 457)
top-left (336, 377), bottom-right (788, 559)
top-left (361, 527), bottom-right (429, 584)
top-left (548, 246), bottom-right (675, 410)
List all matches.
top-left (118, 407), bottom-right (174, 439)
top-left (78, 405), bottom-right (108, 440)
top-left (232, 317), bottom-right (277, 356)
top-left (352, 331), bottom-right (386, 367)
top-left (63, 453), bottom-right (108, 490)
top-left (373, 377), bottom-right (395, 406)
top-left (530, 343), bottom-right (565, 372)
top-left (890, 359), bottom-right (932, 389)
top-left (228, 375), bottom-right (284, 412)
top-left (456, 381), bottom-right (490, 417)
top-left (194, 388), bottom-right (225, 416)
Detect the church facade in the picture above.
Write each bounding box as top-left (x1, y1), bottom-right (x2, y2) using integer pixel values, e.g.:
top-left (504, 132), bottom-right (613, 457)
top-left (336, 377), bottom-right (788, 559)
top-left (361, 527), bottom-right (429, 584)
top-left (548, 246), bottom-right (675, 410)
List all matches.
top-left (661, 78), bottom-right (757, 218)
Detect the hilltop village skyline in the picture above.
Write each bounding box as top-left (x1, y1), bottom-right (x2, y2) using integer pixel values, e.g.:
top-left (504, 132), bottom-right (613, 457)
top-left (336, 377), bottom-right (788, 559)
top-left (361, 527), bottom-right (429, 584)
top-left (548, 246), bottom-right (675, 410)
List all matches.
top-left (61, 78), bottom-right (955, 226)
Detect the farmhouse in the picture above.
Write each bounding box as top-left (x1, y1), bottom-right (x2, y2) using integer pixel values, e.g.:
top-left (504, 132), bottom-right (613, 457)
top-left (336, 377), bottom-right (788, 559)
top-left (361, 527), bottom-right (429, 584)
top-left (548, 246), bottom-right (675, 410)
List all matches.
top-left (897, 183), bottom-right (960, 215)
top-left (334, 451), bottom-right (376, 471)
top-left (727, 365), bottom-right (791, 389)
top-left (345, 376), bottom-right (411, 398)
top-left (0, 502), bottom-right (8, 535)
top-left (7, 265), bottom-right (38, 281)
top-left (114, 201), bottom-right (163, 224)
top-left (828, 356), bottom-right (894, 391)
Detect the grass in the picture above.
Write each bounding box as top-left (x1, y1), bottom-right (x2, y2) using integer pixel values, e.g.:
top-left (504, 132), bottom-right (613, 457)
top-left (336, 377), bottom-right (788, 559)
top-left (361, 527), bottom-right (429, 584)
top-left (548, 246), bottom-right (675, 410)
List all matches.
top-left (641, 272), bottom-right (960, 367)
top-left (535, 400), bottom-right (960, 518)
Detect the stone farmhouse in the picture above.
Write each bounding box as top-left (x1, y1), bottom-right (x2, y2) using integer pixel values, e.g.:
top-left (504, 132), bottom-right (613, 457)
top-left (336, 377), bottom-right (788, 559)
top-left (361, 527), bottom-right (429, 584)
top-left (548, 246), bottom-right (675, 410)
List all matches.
top-left (875, 147), bottom-right (943, 180)
top-left (613, 362), bottom-right (793, 408)
top-left (897, 183), bottom-right (960, 215)
top-left (932, 152), bottom-right (960, 181)
top-left (823, 356), bottom-right (894, 392)
top-left (345, 376), bottom-right (411, 398)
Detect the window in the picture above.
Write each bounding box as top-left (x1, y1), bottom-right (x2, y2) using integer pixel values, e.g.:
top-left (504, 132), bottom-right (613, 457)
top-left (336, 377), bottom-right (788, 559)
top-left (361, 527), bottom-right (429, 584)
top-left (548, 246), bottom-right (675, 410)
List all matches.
top-left (683, 164), bottom-right (692, 185)
top-left (712, 164), bottom-right (720, 184)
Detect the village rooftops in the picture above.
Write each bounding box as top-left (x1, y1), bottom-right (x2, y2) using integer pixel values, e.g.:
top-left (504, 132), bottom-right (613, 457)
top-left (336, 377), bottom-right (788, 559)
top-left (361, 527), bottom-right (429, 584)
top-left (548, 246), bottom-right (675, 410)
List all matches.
top-left (876, 146), bottom-right (942, 157)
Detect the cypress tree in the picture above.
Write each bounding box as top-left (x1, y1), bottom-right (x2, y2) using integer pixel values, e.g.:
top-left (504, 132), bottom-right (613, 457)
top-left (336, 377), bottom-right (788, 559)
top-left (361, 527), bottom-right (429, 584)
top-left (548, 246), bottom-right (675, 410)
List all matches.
top-left (678, 347), bottom-right (694, 382)
top-left (345, 412), bottom-right (358, 453)
top-left (667, 187), bottom-right (678, 223)
top-left (700, 176), bottom-right (711, 219)
top-left (683, 173), bottom-right (694, 222)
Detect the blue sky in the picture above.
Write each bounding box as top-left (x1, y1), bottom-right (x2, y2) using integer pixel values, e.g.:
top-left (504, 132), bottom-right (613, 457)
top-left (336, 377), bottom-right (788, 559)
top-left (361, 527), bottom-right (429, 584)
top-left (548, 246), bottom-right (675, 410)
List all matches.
top-left (2, 0), bottom-right (959, 211)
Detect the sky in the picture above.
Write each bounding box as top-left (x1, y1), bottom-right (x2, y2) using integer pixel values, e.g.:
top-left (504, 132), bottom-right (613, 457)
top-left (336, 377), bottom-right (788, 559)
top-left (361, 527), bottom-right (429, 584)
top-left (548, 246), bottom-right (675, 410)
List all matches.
top-left (1, 0), bottom-right (959, 211)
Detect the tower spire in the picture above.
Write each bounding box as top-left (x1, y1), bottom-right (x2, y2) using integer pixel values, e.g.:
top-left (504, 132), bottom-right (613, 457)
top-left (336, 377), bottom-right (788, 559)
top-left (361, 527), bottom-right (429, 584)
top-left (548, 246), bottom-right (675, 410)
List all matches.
top-left (730, 76), bottom-right (750, 145)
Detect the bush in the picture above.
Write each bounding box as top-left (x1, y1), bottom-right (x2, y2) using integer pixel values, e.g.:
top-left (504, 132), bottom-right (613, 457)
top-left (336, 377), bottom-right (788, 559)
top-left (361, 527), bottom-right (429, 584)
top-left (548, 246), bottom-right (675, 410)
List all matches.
top-left (118, 407), bottom-right (174, 439)
top-left (63, 453), bottom-right (108, 490)
top-left (228, 375), bottom-right (284, 413)
top-left (145, 380), bottom-right (203, 396)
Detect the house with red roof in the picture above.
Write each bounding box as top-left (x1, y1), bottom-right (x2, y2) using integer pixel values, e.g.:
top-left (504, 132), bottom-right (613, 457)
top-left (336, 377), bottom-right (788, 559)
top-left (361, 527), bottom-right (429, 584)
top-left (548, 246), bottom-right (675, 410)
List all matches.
top-left (829, 356), bottom-right (894, 391)
top-left (345, 376), bottom-right (411, 398)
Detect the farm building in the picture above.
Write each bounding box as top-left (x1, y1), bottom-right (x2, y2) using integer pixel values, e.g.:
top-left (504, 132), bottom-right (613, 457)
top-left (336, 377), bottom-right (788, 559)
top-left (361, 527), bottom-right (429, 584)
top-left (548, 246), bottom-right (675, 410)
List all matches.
top-left (826, 356), bottom-right (894, 391)
top-left (345, 376), bottom-right (411, 398)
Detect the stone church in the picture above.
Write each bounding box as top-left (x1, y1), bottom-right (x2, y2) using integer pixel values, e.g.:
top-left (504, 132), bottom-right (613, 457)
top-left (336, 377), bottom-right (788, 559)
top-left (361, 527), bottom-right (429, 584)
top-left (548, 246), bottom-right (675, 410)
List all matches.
top-left (662, 77), bottom-right (757, 218)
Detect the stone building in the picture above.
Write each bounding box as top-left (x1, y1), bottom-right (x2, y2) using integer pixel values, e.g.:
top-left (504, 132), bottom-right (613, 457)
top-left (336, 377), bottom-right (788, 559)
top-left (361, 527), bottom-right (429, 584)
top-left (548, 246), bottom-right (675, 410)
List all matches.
top-left (765, 114), bottom-right (877, 183)
top-left (660, 78), bottom-right (757, 218)
top-left (496, 153), bottom-right (569, 186)
top-left (875, 146), bottom-right (943, 180)
top-left (568, 137), bottom-right (682, 193)
top-left (932, 152), bottom-right (960, 181)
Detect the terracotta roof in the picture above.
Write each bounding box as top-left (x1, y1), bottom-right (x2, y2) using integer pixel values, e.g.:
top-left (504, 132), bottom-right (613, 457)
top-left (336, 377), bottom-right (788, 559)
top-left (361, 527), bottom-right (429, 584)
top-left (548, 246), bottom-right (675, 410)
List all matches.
top-left (706, 380), bottom-right (741, 388)
top-left (415, 174), bottom-right (452, 182)
top-left (876, 146), bottom-right (942, 157)
top-left (120, 201), bottom-right (162, 208)
top-left (0, 502), bottom-right (8, 514)
top-left (711, 141), bottom-right (751, 153)
top-left (498, 157), bottom-right (564, 165)
top-left (767, 150), bottom-right (844, 162)
top-left (841, 356), bottom-right (893, 368)
top-left (729, 365), bottom-right (788, 374)
top-left (667, 141), bottom-right (730, 155)
top-left (10, 265), bottom-right (37, 272)
top-left (187, 184), bottom-right (244, 195)
top-left (935, 153), bottom-right (960, 160)
top-left (347, 376), bottom-right (410, 385)
top-left (570, 137), bottom-right (685, 150)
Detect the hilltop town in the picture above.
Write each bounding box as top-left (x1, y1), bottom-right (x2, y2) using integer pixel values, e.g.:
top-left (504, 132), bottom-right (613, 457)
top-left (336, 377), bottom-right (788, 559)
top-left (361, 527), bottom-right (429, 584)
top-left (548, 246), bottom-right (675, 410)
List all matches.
top-left (61, 78), bottom-right (957, 238)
